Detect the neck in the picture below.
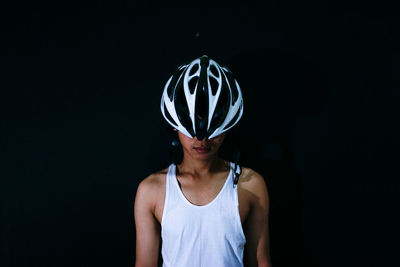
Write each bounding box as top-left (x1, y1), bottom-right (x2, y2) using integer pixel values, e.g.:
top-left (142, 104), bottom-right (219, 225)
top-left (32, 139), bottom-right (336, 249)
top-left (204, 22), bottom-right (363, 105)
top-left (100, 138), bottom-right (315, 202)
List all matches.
top-left (177, 154), bottom-right (227, 177)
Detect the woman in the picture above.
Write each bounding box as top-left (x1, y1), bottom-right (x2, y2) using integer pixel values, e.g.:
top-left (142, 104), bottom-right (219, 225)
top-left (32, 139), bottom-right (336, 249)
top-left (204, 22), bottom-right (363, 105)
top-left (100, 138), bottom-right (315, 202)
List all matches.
top-left (134, 55), bottom-right (271, 267)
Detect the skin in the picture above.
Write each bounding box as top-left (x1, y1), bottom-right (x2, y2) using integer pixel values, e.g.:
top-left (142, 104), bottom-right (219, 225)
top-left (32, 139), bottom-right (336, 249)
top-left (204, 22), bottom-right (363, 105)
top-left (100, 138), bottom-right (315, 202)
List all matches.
top-left (134, 130), bottom-right (272, 267)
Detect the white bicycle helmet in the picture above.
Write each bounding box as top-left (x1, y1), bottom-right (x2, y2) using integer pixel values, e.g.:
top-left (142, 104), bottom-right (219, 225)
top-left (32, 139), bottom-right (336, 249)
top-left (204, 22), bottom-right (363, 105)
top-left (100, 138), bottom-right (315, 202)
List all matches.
top-left (160, 55), bottom-right (243, 140)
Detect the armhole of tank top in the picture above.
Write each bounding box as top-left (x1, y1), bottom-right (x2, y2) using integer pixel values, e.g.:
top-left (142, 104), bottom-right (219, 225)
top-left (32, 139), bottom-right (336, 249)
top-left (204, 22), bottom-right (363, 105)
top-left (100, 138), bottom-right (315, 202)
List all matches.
top-left (161, 164), bottom-right (171, 227)
top-left (233, 163), bottom-right (246, 242)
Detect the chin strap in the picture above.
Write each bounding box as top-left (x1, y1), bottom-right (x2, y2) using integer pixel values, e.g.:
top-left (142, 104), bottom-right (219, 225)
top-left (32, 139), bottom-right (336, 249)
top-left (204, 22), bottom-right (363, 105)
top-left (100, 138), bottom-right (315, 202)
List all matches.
top-left (233, 149), bottom-right (242, 187)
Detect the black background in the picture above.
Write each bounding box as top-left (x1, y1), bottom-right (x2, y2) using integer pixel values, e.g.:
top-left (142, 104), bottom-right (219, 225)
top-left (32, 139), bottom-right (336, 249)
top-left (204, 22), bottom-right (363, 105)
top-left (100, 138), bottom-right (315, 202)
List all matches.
top-left (1, 1), bottom-right (399, 266)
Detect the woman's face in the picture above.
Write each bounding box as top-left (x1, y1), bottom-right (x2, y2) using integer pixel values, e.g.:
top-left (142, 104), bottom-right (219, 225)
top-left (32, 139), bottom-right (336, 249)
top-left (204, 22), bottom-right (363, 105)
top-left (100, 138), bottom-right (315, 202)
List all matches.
top-left (176, 130), bottom-right (226, 160)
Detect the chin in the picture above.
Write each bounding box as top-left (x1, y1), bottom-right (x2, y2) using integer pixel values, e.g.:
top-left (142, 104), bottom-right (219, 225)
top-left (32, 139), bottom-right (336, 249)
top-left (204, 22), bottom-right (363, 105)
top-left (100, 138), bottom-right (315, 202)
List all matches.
top-left (191, 151), bottom-right (218, 160)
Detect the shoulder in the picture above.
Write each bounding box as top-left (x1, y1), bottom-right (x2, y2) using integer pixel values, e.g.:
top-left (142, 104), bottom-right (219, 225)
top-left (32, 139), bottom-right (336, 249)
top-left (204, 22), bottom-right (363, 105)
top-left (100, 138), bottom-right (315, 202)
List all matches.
top-left (237, 166), bottom-right (269, 205)
top-left (238, 166), bottom-right (268, 189)
top-left (137, 167), bottom-right (169, 194)
top-left (138, 167), bottom-right (168, 190)
top-left (135, 167), bottom-right (169, 210)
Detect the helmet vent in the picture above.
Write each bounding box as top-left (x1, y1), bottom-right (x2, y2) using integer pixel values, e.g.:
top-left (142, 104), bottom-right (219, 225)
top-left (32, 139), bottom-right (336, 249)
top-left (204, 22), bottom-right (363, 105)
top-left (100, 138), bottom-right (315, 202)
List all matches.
top-left (222, 102), bottom-right (242, 131)
top-left (189, 63), bottom-right (199, 76)
top-left (164, 103), bottom-right (178, 127)
top-left (223, 68), bottom-right (239, 105)
top-left (210, 65), bottom-right (219, 77)
top-left (210, 76), bottom-right (219, 95)
top-left (231, 80), bottom-right (239, 104)
top-left (166, 81), bottom-right (175, 101)
top-left (176, 86), bottom-right (195, 136)
top-left (168, 67), bottom-right (186, 101)
top-left (208, 86), bottom-right (229, 134)
top-left (188, 77), bottom-right (198, 94)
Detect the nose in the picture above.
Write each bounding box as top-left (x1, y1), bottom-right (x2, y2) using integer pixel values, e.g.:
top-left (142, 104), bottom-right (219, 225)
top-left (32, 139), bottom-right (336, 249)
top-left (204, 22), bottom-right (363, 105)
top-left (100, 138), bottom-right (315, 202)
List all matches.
top-left (194, 136), bottom-right (208, 143)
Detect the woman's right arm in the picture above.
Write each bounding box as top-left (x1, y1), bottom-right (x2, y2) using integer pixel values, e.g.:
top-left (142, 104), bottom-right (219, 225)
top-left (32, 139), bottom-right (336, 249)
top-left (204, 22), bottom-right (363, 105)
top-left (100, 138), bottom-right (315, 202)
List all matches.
top-left (134, 179), bottom-right (161, 267)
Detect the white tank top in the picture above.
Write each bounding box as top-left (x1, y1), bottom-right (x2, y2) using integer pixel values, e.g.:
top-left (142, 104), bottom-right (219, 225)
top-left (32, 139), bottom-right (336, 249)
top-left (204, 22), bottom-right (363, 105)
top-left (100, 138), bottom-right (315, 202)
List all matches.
top-left (161, 162), bottom-right (246, 267)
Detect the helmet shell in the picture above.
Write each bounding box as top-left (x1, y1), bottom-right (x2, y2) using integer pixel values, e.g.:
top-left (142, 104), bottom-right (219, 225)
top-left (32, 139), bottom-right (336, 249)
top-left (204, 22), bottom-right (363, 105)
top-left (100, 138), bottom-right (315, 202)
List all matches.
top-left (160, 55), bottom-right (243, 140)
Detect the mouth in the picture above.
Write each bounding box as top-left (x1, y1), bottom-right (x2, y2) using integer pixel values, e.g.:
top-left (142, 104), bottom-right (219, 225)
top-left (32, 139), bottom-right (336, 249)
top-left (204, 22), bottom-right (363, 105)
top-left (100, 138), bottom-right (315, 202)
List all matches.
top-left (193, 146), bottom-right (211, 153)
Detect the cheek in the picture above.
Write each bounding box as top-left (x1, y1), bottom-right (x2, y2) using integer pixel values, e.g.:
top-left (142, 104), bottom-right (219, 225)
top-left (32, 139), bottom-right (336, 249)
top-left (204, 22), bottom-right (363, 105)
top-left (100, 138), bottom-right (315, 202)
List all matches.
top-left (177, 133), bottom-right (194, 147)
top-left (214, 135), bottom-right (225, 144)
top-left (211, 137), bottom-right (225, 149)
top-left (182, 140), bottom-right (193, 149)
top-left (216, 141), bottom-right (224, 149)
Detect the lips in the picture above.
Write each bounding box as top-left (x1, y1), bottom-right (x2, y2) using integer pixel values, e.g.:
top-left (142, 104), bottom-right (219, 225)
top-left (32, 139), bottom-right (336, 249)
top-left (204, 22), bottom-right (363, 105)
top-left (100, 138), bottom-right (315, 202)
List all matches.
top-left (194, 146), bottom-right (211, 153)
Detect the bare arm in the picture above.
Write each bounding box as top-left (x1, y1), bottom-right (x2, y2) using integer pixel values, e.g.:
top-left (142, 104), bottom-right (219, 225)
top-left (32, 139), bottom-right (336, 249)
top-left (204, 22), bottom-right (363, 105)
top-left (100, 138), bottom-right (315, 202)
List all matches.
top-left (245, 173), bottom-right (272, 267)
top-left (134, 179), bottom-right (161, 267)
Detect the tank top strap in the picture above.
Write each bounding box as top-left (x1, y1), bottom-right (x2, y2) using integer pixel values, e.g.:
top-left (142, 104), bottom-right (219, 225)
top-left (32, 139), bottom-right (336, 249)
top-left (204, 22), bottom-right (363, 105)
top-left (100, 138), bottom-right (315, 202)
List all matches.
top-left (161, 163), bottom-right (177, 226)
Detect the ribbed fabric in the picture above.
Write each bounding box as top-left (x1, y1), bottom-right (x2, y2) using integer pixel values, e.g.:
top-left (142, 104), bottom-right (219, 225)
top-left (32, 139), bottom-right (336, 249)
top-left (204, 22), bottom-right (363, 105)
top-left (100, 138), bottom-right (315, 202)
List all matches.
top-left (161, 162), bottom-right (246, 267)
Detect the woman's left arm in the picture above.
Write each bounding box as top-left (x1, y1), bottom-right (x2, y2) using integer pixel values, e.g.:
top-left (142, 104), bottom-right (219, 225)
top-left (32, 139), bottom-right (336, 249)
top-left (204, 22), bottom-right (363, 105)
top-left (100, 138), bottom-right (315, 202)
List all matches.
top-left (244, 172), bottom-right (272, 267)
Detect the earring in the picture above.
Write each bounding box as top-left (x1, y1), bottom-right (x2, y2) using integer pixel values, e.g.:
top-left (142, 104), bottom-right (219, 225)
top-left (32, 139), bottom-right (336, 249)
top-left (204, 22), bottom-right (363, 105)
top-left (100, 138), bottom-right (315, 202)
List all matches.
top-left (171, 138), bottom-right (179, 147)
